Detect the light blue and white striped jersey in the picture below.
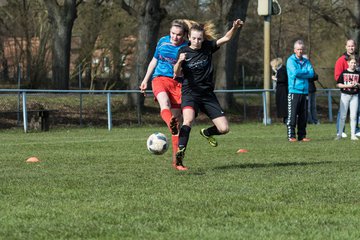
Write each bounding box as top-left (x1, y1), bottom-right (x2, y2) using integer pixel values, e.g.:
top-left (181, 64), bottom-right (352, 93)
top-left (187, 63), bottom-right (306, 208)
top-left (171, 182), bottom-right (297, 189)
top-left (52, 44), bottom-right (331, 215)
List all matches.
top-left (152, 35), bottom-right (188, 79)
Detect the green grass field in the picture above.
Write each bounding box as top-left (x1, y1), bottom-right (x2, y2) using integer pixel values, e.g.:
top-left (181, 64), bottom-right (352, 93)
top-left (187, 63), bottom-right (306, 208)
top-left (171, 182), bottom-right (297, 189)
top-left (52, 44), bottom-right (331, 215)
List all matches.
top-left (1, 123), bottom-right (360, 239)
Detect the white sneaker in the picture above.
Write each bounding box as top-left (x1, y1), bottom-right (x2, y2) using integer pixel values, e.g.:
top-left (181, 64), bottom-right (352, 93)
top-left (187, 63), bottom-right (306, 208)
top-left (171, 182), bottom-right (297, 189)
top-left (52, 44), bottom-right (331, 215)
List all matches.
top-left (341, 132), bottom-right (348, 138)
top-left (355, 132), bottom-right (360, 137)
top-left (351, 135), bottom-right (359, 141)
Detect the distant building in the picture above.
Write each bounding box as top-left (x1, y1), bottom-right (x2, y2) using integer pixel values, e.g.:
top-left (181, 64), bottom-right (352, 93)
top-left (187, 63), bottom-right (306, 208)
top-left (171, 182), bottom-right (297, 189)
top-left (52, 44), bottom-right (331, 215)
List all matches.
top-left (0, 35), bottom-right (136, 88)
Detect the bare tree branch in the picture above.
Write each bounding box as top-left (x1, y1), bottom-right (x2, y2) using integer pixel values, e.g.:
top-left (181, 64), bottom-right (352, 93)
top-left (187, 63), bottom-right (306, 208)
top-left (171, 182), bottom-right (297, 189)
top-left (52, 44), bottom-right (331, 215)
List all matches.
top-left (299, 0), bottom-right (342, 28)
top-left (76, 0), bottom-right (83, 7)
top-left (344, 6), bottom-right (360, 28)
top-left (121, 0), bottom-right (137, 16)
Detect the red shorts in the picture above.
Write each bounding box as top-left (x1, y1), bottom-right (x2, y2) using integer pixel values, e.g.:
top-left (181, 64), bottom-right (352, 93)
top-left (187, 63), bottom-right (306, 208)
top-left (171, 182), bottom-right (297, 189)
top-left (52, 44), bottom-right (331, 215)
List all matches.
top-left (152, 76), bottom-right (182, 108)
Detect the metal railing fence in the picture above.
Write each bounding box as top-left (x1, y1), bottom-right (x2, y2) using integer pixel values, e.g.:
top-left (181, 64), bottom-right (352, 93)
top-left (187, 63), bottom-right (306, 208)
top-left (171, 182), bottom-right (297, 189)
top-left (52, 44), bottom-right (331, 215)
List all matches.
top-left (0, 88), bottom-right (341, 132)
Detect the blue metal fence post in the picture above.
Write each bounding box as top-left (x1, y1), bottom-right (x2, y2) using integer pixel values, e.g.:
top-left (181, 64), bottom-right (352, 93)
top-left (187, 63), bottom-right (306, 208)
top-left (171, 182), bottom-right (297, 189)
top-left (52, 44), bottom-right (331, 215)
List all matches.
top-left (328, 90), bottom-right (333, 122)
top-left (242, 65), bottom-right (247, 120)
top-left (17, 64), bottom-right (21, 126)
top-left (79, 64), bottom-right (83, 126)
top-left (262, 91), bottom-right (268, 125)
top-left (22, 92), bottom-right (28, 133)
top-left (107, 92), bottom-right (112, 131)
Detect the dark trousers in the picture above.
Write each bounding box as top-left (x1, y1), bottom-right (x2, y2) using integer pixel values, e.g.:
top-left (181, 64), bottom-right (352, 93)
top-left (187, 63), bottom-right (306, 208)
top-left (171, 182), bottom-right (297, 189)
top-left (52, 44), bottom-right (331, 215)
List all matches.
top-left (287, 93), bottom-right (308, 140)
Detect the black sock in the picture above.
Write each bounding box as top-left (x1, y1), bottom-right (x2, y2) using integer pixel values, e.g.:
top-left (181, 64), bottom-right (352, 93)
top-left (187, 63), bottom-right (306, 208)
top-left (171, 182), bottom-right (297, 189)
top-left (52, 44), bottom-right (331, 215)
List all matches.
top-left (178, 125), bottom-right (191, 149)
top-left (204, 125), bottom-right (221, 136)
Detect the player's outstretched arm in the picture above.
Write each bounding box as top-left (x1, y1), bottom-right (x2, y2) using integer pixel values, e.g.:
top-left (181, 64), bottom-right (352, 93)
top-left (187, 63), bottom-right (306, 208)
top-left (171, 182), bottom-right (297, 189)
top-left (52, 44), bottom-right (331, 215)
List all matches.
top-left (139, 57), bottom-right (158, 95)
top-left (216, 19), bottom-right (244, 47)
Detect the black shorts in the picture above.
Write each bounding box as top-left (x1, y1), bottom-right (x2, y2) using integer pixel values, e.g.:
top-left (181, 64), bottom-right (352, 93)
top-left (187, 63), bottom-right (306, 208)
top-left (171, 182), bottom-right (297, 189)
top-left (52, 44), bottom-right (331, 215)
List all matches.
top-left (181, 92), bottom-right (225, 120)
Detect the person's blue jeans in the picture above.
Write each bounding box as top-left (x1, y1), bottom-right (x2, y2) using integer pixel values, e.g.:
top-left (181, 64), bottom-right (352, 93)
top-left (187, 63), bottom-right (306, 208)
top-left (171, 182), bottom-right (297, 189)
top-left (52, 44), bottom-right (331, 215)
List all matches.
top-left (337, 97), bottom-right (359, 134)
top-left (307, 92), bottom-right (318, 124)
top-left (356, 93), bottom-right (360, 133)
top-left (336, 111), bottom-right (342, 133)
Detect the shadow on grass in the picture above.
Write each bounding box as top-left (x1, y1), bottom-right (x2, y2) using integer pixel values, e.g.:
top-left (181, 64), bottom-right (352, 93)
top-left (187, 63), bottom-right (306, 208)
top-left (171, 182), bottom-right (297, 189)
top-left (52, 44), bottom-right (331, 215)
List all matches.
top-left (213, 161), bottom-right (332, 171)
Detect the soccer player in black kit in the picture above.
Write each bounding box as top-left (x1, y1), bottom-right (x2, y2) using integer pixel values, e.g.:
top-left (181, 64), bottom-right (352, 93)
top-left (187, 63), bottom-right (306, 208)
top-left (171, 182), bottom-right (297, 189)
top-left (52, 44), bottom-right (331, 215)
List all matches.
top-left (173, 19), bottom-right (244, 170)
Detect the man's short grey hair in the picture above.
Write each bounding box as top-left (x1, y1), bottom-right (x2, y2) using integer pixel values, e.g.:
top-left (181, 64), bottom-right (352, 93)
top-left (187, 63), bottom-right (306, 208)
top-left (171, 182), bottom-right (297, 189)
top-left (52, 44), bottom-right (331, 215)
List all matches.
top-left (294, 40), bottom-right (304, 48)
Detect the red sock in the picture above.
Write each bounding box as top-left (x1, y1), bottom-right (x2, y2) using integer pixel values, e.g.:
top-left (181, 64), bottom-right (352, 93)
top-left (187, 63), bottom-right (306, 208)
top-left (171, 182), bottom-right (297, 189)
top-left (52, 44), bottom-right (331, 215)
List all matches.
top-left (171, 135), bottom-right (178, 162)
top-left (160, 109), bottom-right (172, 128)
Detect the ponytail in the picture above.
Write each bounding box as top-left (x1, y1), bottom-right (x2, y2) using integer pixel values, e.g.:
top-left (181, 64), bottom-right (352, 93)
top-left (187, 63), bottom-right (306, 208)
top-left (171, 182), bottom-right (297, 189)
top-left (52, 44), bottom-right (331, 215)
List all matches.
top-left (203, 21), bottom-right (217, 40)
top-left (182, 19), bottom-right (218, 41)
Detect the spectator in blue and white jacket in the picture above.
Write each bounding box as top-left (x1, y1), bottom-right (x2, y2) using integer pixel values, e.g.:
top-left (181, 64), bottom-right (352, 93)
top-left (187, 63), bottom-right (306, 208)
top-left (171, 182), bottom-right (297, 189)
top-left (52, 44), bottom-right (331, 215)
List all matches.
top-left (286, 40), bottom-right (315, 142)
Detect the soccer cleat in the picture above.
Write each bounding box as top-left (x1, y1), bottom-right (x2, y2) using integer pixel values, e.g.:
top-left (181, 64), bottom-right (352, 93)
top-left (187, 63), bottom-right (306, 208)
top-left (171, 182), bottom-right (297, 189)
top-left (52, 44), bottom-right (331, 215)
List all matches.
top-left (288, 138), bottom-right (297, 142)
top-left (169, 117), bottom-right (179, 135)
top-left (300, 138), bottom-right (311, 142)
top-left (175, 165), bottom-right (188, 171)
top-left (355, 131), bottom-right (360, 137)
top-left (172, 162), bottom-right (188, 171)
top-left (351, 135), bottom-right (359, 141)
top-left (341, 132), bottom-right (348, 138)
top-left (172, 160), bottom-right (188, 171)
top-left (200, 128), bottom-right (218, 147)
top-left (175, 147), bottom-right (187, 170)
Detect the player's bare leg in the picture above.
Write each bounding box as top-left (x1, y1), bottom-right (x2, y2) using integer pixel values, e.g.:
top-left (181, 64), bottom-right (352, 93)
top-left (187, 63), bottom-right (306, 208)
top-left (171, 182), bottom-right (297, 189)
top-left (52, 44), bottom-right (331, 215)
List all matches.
top-left (175, 107), bottom-right (195, 170)
top-left (200, 116), bottom-right (229, 147)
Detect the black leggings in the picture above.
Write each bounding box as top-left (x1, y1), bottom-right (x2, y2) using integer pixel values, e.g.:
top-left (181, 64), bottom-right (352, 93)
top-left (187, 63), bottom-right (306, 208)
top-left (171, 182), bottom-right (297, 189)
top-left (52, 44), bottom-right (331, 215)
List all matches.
top-left (286, 93), bottom-right (308, 140)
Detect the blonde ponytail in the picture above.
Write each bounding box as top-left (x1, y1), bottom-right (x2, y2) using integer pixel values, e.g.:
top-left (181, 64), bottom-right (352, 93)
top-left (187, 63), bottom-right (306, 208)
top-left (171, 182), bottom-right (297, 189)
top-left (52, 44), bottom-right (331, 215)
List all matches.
top-left (203, 21), bottom-right (217, 40)
top-left (181, 19), bottom-right (218, 41)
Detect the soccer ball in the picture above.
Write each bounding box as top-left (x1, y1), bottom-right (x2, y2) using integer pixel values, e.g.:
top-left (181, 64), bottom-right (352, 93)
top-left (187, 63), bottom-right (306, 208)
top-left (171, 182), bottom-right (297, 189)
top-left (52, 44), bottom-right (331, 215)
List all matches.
top-left (146, 132), bottom-right (169, 155)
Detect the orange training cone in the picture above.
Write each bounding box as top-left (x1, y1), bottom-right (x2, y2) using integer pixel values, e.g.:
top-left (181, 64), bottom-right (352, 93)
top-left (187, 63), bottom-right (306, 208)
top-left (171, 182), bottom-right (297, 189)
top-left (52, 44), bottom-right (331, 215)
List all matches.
top-left (236, 149), bottom-right (248, 153)
top-left (26, 157), bottom-right (40, 163)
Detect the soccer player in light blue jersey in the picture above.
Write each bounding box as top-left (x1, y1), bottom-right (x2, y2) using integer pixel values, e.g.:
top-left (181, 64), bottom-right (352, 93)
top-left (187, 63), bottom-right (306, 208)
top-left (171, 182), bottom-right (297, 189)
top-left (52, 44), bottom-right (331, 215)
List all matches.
top-left (140, 19), bottom-right (189, 171)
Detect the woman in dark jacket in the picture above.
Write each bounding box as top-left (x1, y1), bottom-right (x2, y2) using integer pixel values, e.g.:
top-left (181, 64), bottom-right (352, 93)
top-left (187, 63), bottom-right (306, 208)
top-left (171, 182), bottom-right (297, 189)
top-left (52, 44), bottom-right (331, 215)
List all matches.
top-left (271, 58), bottom-right (288, 123)
top-left (308, 73), bottom-right (319, 124)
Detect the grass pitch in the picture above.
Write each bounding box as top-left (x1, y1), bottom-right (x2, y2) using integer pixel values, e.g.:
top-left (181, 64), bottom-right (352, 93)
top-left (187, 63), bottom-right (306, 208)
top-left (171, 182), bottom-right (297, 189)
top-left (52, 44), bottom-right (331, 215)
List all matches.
top-left (1, 123), bottom-right (360, 239)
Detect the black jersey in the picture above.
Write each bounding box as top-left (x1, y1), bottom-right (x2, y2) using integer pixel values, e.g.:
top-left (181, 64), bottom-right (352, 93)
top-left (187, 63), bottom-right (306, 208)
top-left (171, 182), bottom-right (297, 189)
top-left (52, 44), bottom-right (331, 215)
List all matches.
top-left (178, 40), bottom-right (219, 94)
top-left (337, 69), bottom-right (360, 95)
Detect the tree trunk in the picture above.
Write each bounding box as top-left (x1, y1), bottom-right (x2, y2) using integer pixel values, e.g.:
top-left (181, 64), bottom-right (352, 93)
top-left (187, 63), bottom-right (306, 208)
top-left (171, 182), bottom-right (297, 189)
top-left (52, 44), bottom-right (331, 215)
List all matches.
top-left (31, 23), bottom-right (51, 88)
top-left (352, 0), bottom-right (360, 45)
top-left (128, 0), bottom-right (166, 107)
top-left (215, 0), bottom-right (250, 110)
top-left (0, 43), bottom-right (9, 81)
top-left (20, 1), bottom-right (32, 87)
top-left (44, 0), bottom-right (78, 89)
top-left (73, 1), bottom-right (105, 89)
top-left (307, 0), bottom-right (312, 58)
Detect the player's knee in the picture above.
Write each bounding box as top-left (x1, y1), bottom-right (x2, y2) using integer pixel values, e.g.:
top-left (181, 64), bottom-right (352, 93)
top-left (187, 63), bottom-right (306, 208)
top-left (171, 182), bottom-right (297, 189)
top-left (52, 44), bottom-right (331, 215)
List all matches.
top-left (182, 119), bottom-right (193, 127)
top-left (218, 126), bottom-right (229, 134)
top-left (159, 102), bottom-right (171, 109)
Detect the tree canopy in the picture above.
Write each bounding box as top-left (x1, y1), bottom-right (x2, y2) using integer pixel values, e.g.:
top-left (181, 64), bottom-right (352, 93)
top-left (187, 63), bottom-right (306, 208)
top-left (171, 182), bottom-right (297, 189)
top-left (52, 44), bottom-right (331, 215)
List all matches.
top-left (0, 0), bottom-right (359, 90)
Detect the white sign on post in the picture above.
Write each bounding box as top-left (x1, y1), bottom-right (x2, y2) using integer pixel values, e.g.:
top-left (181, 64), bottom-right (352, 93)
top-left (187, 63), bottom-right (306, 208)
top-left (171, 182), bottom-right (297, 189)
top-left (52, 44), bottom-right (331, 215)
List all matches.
top-left (257, 0), bottom-right (271, 16)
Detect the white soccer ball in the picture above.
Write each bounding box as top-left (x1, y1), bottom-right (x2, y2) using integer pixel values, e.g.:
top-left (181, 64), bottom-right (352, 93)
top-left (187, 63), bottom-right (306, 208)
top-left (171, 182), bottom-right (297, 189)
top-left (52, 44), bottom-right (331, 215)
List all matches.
top-left (146, 132), bottom-right (169, 155)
